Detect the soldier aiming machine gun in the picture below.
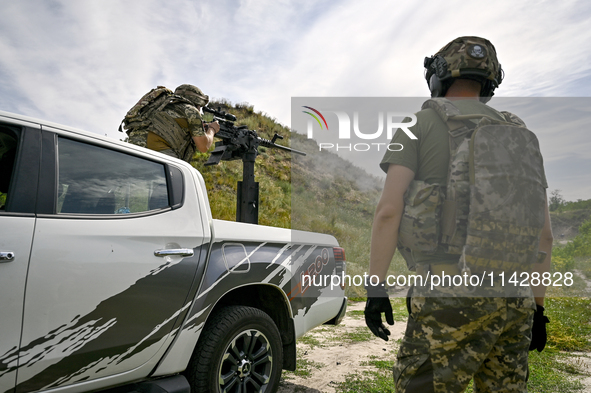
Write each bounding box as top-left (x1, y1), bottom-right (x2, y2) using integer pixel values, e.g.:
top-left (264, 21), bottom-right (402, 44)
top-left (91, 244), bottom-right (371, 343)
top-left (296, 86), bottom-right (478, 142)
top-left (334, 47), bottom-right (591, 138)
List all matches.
top-left (203, 106), bottom-right (306, 225)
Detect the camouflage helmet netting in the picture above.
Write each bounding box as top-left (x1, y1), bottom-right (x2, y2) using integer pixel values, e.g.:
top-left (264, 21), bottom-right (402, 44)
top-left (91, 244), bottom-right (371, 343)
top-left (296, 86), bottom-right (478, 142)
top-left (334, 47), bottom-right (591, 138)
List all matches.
top-left (428, 36), bottom-right (502, 86)
top-left (174, 84), bottom-right (209, 107)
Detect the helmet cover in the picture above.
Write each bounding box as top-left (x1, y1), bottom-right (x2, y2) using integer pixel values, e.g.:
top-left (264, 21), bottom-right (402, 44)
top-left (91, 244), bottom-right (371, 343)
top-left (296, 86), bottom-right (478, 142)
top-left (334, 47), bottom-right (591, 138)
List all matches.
top-left (174, 84), bottom-right (210, 107)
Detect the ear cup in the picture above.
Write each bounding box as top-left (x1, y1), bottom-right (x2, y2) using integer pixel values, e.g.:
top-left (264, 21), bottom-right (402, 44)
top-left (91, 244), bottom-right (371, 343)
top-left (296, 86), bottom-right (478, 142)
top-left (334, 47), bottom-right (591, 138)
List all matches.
top-left (429, 74), bottom-right (443, 97)
top-left (429, 74), bottom-right (454, 98)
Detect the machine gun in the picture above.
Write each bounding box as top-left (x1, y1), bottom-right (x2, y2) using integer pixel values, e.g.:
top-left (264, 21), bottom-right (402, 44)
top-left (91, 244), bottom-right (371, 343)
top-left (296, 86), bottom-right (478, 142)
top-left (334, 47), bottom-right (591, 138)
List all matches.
top-left (203, 106), bottom-right (306, 225)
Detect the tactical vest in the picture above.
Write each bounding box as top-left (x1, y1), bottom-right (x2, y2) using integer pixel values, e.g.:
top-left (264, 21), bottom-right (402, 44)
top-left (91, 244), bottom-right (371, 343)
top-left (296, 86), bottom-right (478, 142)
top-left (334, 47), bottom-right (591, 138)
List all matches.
top-left (398, 98), bottom-right (546, 274)
top-left (122, 86), bottom-right (197, 162)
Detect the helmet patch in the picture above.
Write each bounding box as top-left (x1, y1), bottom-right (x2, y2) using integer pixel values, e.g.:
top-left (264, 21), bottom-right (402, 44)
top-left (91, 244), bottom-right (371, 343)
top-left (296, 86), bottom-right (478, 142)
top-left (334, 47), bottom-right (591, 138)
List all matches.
top-left (467, 44), bottom-right (487, 59)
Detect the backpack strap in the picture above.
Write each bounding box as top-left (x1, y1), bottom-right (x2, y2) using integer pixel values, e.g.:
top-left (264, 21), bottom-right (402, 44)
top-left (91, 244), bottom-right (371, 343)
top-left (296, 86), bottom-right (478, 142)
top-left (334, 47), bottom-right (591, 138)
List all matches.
top-left (422, 98), bottom-right (473, 151)
top-left (500, 111), bottom-right (527, 127)
top-left (422, 98), bottom-right (501, 124)
top-left (422, 98), bottom-right (502, 150)
top-left (422, 98), bottom-right (463, 130)
top-left (422, 98), bottom-right (478, 253)
top-left (421, 97), bottom-right (461, 120)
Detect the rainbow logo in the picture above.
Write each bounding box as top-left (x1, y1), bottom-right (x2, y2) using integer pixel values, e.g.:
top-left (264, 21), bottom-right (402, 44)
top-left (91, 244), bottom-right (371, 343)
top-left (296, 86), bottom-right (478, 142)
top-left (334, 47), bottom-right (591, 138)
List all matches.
top-left (302, 106), bottom-right (329, 130)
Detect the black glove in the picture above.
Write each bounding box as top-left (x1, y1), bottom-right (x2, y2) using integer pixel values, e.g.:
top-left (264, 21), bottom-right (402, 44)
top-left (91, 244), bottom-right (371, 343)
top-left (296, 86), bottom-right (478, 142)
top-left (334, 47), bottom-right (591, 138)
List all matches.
top-left (529, 304), bottom-right (550, 352)
top-left (364, 282), bottom-right (394, 341)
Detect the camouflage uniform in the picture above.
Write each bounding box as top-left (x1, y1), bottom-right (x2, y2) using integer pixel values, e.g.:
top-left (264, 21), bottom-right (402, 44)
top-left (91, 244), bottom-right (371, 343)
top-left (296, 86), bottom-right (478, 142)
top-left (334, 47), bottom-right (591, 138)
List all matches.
top-left (382, 98), bottom-right (542, 392)
top-left (127, 84), bottom-right (209, 162)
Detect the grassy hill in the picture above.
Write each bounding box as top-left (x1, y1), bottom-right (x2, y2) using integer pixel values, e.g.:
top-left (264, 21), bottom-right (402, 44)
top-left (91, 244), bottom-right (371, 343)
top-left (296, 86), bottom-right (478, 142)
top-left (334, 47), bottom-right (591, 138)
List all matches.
top-left (551, 209), bottom-right (591, 240)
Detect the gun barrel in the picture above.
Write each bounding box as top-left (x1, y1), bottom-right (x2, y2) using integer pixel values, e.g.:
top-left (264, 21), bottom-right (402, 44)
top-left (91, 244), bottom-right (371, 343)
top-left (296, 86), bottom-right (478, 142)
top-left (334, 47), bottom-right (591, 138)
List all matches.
top-left (258, 138), bottom-right (306, 156)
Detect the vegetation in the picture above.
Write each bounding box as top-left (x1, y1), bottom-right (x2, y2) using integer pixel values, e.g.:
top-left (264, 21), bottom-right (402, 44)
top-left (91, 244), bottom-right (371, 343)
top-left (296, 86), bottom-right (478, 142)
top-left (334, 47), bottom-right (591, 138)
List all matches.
top-left (545, 297), bottom-right (591, 352)
top-left (335, 358), bottom-right (396, 393)
top-left (550, 189), bottom-right (591, 213)
top-left (552, 217), bottom-right (591, 273)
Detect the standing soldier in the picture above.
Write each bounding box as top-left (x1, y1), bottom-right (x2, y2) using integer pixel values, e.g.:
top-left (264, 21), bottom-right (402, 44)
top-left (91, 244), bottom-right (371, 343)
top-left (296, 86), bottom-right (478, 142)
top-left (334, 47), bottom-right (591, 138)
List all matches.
top-left (124, 84), bottom-right (219, 162)
top-left (364, 36), bottom-right (553, 392)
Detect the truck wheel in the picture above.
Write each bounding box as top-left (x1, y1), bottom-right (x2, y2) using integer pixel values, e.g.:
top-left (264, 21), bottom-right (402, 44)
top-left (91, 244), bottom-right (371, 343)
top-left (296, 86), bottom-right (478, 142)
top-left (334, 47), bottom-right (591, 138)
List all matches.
top-left (186, 305), bottom-right (283, 393)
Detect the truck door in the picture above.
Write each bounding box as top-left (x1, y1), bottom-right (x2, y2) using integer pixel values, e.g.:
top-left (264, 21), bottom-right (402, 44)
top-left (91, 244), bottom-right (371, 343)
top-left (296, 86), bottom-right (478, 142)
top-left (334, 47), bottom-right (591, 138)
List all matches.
top-left (15, 134), bottom-right (206, 392)
top-left (0, 124), bottom-right (40, 393)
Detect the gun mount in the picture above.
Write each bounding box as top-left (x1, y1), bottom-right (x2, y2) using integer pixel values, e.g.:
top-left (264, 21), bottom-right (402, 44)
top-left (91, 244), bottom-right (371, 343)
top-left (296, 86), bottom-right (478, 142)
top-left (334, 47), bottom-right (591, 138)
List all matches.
top-left (203, 106), bottom-right (306, 224)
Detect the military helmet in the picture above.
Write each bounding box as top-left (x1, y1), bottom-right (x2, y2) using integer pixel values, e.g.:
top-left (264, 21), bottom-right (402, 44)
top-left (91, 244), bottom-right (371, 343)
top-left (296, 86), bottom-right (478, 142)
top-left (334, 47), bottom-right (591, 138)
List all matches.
top-left (174, 84), bottom-right (209, 107)
top-left (424, 36), bottom-right (503, 102)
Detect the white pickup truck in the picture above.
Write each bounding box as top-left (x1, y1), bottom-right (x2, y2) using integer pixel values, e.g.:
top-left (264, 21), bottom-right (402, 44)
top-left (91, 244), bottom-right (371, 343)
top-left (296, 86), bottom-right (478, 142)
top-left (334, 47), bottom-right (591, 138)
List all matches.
top-left (0, 111), bottom-right (347, 393)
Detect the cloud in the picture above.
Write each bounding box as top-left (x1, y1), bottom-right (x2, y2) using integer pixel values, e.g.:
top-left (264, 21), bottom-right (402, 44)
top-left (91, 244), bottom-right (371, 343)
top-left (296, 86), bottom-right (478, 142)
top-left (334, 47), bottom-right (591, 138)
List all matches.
top-left (0, 0), bottom-right (590, 199)
top-left (0, 0), bottom-right (174, 135)
top-left (234, 0), bottom-right (591, 128)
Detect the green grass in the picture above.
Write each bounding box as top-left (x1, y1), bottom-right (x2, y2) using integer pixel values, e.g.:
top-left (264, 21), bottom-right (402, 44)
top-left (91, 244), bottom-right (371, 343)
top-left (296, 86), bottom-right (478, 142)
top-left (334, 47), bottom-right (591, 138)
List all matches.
top-left (388, 298), bottom-right (409, 322)
top-left (339, 327), bottom-right (375, 343)
top-left (282, 349), bottom-right (325, 379)
top-left (553, 198), bottom-right (591, 214)
top-left (545, 298), bottom-right (591, 352)
top-left (575, 255), bottom-right (591, 282)
top-left (346, 309), bottom-right (366, 319)
top-left (527, 351), bottom-right (587, 392)
top-left (297, 334), bottom-right (322, 348)
top-left (334, 358), bottom-right (395, 393)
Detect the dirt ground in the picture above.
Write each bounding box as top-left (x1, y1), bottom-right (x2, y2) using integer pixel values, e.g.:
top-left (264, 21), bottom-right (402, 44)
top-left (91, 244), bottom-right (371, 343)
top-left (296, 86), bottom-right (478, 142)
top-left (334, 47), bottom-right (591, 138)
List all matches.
top-left (277, 301), bottom-right (404, 393)
top-left (277, 301), bottom-right (591, 393)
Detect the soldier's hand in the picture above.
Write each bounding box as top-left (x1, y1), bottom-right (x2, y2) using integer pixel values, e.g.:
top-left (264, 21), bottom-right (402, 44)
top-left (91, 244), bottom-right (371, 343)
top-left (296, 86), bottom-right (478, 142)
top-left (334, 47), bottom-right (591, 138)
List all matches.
top-left (207, 121), bottom-right (220, 134)
top-left (364, 282), bottom-right (394, 341)
top-left (529, 304), bottom-right (550, 352)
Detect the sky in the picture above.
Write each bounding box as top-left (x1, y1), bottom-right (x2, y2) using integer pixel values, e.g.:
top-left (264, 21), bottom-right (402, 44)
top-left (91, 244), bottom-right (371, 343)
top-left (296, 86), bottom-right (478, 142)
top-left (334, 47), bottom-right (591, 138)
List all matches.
top-left (1, 0), bottom-right (590, 201)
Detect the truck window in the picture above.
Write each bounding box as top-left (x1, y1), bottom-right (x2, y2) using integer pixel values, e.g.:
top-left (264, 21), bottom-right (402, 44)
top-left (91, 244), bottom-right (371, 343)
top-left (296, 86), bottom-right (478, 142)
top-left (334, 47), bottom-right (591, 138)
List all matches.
top-left (57, 137), bottom-right (169, 214)
top-left (0, 127), bottom-right (19, 210)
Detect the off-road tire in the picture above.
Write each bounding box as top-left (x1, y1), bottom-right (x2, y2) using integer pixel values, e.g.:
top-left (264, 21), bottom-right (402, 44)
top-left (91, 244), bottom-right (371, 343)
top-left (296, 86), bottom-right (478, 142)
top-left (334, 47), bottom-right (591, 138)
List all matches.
top-left (185, 305), bottom-right (283, 393)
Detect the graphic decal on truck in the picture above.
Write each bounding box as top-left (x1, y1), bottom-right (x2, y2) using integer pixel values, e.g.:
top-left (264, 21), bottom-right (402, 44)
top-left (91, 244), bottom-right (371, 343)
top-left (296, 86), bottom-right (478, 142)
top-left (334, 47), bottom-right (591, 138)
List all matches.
top-left (0, 246), bottom-right (203, 393)
top-left (178, 242), bottom-right (334, 337)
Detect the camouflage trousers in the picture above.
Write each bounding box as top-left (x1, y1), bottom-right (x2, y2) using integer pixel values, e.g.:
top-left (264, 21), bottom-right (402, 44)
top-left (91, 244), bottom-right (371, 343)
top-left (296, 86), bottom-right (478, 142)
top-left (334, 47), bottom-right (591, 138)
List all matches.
top-left (393, 294), bottom-right (535, 393)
